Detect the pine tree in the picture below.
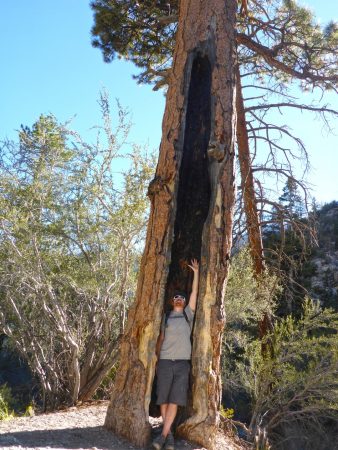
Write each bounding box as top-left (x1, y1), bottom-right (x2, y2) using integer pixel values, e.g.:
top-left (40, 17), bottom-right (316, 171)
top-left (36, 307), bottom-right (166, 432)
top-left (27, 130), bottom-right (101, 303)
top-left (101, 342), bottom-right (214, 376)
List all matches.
top-left (103, 1), bottom-right (238, 448)
top-left (279, 178), bottom-right (305, 219)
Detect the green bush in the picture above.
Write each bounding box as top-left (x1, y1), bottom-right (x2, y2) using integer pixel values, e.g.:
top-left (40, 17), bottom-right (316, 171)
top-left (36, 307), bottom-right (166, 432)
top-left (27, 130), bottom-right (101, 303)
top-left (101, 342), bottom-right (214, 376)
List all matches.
top-left (222, 249), bottom-right (338, 449)
top-left (0, 384), bottom-right (15, 420)
top-left (222, 248), bottom-right (279, 393)
top-left (0, 96), bottom-right (155, 408)
top-left (228, 298), bottom-right (338, 447)
top-left (262, 300), bottom-right (336, 447)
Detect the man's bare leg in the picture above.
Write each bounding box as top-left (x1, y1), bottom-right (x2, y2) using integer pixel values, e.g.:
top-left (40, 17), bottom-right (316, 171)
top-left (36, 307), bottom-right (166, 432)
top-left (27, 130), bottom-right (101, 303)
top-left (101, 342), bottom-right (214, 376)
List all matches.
top-left (160, 403), bottom-right (168, 422)
top-left (162, 403), bottom-right (178, 437)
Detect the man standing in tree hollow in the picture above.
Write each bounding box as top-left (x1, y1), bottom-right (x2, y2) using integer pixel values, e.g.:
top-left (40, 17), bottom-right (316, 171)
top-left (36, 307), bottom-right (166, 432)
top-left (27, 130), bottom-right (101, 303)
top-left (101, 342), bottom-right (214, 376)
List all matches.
top-left (152, 259), bottom-right (199, 450)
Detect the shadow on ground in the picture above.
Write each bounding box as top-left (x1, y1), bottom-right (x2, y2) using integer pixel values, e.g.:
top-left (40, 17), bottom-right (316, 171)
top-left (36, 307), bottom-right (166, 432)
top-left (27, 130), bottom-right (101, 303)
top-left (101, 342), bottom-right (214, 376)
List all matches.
top-left (0, 425), bottom-right (130, 449)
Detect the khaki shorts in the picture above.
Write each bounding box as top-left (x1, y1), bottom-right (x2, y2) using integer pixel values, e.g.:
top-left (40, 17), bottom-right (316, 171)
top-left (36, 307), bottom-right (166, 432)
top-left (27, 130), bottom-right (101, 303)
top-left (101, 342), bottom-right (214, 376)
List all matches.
top-left (156, 359), bottom-right (190, 406)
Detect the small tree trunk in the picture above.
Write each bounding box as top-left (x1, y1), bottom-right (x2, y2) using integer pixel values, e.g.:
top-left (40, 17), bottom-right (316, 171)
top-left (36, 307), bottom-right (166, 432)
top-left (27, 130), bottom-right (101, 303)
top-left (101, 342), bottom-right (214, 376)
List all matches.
top-left (236, 65), bottom-right (265, 276)
top-left (78, 353), bottom-right (119, 402)
top-left (105, 1), bottom-right (237, 448)
top-left (70, 347), bottom-right (80, 405)
top-left (235, 66), bottom-right (273, 341)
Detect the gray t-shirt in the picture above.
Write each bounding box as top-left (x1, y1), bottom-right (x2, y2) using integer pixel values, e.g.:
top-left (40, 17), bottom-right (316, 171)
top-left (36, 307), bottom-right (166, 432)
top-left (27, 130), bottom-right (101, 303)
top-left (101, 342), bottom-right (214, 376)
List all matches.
top-left (160, 305), bottom-right (195, 360)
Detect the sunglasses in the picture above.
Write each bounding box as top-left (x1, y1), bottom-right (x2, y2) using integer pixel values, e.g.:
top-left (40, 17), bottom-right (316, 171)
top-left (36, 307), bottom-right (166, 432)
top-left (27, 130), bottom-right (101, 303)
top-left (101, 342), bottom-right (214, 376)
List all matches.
top-left (173, 295), bottom-right (186, 301)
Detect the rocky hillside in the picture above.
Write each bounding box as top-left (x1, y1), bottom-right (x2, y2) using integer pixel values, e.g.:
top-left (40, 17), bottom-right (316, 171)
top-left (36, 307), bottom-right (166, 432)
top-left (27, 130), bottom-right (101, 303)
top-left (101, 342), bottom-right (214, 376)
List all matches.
top-left (308, 201), bottom-right (338, 309)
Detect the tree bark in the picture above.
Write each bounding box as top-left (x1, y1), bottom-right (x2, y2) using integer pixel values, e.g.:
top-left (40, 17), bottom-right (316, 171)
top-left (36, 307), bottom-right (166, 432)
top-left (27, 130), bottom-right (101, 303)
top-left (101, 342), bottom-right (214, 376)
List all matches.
top-left (236, 65), bottom-right (265, 276)
top-left (78, 352), bottom-right (119, 402)
top-left (105, 1), bottom-right (237, 448)
top-left (235, 66), bottom-right (273, 341)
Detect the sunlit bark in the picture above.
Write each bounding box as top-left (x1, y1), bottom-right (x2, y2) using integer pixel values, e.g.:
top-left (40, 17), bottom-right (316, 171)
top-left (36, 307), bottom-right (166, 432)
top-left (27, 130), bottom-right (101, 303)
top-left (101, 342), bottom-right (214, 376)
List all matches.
top-left (105, 1), bottom-right (237, 448)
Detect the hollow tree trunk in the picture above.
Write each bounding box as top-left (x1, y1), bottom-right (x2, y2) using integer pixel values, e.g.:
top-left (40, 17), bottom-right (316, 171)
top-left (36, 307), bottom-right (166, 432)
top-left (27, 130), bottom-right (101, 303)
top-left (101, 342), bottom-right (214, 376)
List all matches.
top-left (105, 1), bottom-right (237, 448)
top-left (235, 66), bottom-right (272, 340)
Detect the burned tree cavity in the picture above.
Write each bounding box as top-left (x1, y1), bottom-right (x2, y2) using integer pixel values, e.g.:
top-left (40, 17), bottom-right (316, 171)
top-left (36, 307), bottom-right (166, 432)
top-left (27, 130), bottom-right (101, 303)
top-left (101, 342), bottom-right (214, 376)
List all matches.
top-left (165, 54), bottom-right (212, 299)
top-left (104, 1), bottom-right (237, 448)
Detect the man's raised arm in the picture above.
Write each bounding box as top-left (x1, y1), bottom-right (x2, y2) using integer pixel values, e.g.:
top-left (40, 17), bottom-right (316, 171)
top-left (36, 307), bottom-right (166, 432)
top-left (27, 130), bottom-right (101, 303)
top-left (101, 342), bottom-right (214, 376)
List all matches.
top-left (188, 259), bottom-right (199, 311)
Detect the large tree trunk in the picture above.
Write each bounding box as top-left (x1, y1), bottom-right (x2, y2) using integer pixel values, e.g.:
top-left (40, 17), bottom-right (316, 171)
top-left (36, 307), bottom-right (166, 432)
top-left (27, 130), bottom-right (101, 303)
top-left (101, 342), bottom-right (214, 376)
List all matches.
top-left (105, 1), bottom-right (237, 448)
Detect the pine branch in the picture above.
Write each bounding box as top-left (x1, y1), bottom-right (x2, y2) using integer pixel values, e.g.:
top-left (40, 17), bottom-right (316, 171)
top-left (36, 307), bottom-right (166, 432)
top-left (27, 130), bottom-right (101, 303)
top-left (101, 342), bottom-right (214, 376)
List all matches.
top-left (245, 103), bottom-right (338, 116)
top-left (237, 32), bottom-right (338, 86)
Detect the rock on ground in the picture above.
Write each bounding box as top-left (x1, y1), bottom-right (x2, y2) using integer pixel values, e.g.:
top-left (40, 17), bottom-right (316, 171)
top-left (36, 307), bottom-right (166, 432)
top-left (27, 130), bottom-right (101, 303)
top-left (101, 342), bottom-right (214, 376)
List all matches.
top-left (0, 401), bottom-right (248, 450)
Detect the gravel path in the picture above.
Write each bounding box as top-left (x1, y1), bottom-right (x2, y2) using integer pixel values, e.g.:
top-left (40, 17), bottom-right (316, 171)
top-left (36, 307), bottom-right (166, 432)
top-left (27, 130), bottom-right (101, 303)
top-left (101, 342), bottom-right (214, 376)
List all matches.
top-left (0, 402), bottom-right (247, 450)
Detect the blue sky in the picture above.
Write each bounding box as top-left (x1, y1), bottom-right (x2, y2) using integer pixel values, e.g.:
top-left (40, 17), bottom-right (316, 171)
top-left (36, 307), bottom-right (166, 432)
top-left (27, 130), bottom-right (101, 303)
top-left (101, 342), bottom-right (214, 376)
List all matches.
top-left (0, 1), bottom-right (337, 204)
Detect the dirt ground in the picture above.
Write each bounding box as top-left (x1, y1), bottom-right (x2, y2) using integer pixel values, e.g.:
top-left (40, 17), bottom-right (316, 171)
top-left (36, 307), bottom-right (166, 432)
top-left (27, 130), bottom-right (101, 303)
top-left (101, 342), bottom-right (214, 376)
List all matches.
top-left (0, 401), bottom-right (248, 450)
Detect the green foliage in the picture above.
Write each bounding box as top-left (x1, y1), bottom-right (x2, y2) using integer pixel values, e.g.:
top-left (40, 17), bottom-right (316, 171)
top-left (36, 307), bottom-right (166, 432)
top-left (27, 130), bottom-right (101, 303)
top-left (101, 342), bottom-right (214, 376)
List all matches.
top-left (225, 248), bottom-right (278, 327)
top-left (220, 406), bottom-right (235, 420)
top-left (226, 294), bottom-right (338, 447)
top-left (240, 0), bottom-right (338, 90)
top-left (278, 178), bottom-right (305, 219)
top-left (252, 299), bottom-right (338, 438)
top-left (91, 0), bottom-right (178, 87)
top-left (223, 250), bottom-right (338, 447)
top-left (222, 248), bottom-right (280, 396)
top-left (0, 385), bottom-right (15, 420)
top-left (24, 404), bottom-right (35, 417)
top-left (91, 0), bottom-right (337, 91)
top-left (0, 93), bottom-right (155, 408)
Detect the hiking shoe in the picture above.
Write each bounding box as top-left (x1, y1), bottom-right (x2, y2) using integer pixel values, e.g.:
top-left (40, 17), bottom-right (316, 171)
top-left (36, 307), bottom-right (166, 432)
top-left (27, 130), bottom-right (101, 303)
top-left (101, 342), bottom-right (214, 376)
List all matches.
top-left (152, 434), bottom-right (166, 450)
top-left (164, 432), bottom-right (175, 450)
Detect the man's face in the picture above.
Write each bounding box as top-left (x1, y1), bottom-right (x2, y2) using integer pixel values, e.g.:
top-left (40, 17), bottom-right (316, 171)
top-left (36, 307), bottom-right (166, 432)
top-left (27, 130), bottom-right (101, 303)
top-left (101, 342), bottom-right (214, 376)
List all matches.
top-left (172, 294), bottom-right (186, 307)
